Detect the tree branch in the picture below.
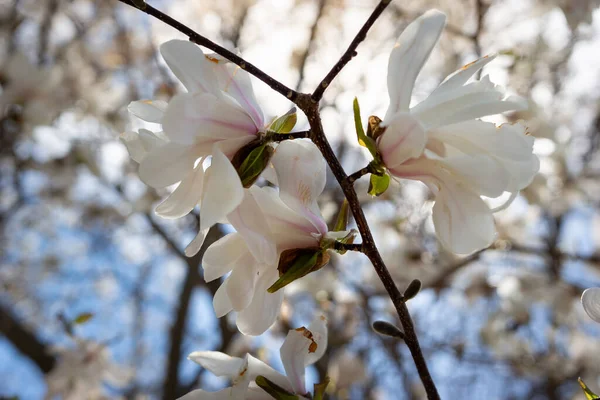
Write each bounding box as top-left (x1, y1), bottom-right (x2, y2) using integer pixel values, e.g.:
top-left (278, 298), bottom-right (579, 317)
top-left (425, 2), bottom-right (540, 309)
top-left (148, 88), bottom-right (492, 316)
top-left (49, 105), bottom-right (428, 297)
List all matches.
top-left (115, 0), bottom-right (299, 102)
top-left (311, 0), bottom-right (391, 102)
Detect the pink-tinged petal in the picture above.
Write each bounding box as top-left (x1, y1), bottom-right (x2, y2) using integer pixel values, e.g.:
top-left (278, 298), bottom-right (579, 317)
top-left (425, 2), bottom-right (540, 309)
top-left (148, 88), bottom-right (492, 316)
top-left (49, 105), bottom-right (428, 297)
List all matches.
top-left (432, 181), bottom-right (495, 254)
top-left (160, 40), bottom-right (220, 95)
top-left (213, 278), bottom-right (233, 318)
top-left (226, 254), bottom-right (260, 311)
top-left (385, 10), bottom-right (446, 119)
top-left (434, 54), bottom-right (497, 94)
top-left (184, 228), bottom-right (208, 257)
top-left (163, 92), bottom-right (258, 146)
top-left (120, 129), bottom-right (167, 164)
top-left (228, 190), bottom-right (277, 265)
top-left (208, 53), bottom-right (265, 128)
top-left (155, 162), bottom-right (205, 219)
top-left (236, 268), bottom-right (284, 336)
top-left (271, 140), bottom-right (328, 236)
top-left (582, 288), bottom-right (600, 323)
top-left (138, 142), bottom-right (203, 188)
top-left (203, 233), bottom-right (249, 282)
top-left (128, 100), bottom-right (168, 123)
top-left (199, 145), bottom-right (245, 231)
top-left (378, 112), bottom-right (427, 169)
top-left (177, 388), bottom-right (236, 400)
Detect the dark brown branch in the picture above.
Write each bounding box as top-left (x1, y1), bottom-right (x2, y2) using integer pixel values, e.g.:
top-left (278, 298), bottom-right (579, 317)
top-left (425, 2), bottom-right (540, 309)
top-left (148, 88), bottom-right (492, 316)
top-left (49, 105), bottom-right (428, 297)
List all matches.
top-left (347, 164), bottom-right (374, 184)
top-left (311, 0), bottom-right (391, 102)
top-left (115, 0), bottom-right (299, 102)
top-left (268, 130), bottom-right (311, 142)
top-left (332, 241), bottom-right (363, 252)
top-left (0, 303), bottom-right (56, 374)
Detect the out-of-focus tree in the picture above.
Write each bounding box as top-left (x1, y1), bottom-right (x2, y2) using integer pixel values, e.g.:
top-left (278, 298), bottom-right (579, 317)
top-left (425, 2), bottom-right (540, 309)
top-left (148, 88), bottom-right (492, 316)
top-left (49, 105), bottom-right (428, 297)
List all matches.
top-left (1, 0), bottom-right (600, 399)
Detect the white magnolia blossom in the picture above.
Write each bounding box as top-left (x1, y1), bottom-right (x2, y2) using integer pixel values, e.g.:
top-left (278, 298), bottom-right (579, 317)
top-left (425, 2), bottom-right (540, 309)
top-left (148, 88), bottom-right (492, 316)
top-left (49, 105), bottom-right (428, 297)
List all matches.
top-left (582, 287), bottom-right (600, 323)
top-left (180, 315), bottom-right (327, 400)
top-left (121, 39), bottom-right (266, 255)
top-left (376, 10), bottom-right (539, 254)
top-left (203, 139), bottom-right (332, 335)
top-left (45, 339), bottom-right (131, 400)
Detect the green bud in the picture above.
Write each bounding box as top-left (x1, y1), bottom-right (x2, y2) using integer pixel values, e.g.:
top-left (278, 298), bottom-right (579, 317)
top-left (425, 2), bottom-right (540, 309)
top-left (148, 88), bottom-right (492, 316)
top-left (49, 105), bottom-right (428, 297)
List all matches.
top-left (372, 320), bottom-right (405, 339)
top-left (73, 312), bottom-right (94, 325)
top-left (333, 199), bottom-right (349, 232)
top-left (404, 279), bottom-right (422, 300)
top-left (579, 378), bottom-right (600, 400)
top-left (353, 98), bottom-right (378, 159)
top-left (269, 107), bottom-right (297, 134)
top-left (232, 140), bottom-right (274, 188)
top-left (256, 375), bottom-right (299, 400)
top-left (268, 248), bottom-right (330, 293)
top-left (313, 377), bottom-right (330, 400)
top-left (368, 172), bottom-right (390, 196)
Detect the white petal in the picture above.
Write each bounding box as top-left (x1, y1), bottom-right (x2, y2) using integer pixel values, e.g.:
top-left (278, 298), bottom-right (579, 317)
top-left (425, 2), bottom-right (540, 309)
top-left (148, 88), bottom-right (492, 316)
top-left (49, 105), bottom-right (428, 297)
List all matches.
top-left (213, 280), bottom-right (234, 318)
top-left (217, 136), bottom-right (256, 159)
top-left (236, 268), bottom-right (284, 336)
top-left (163, 93), bottom-right (258, 146)
top-left (378, 112), bottom-right (427, 168)
top-left (432, 181), bottom-right (495, 254)
top-left (187, 351), bottom-right (244, 377)
top-left (209, 55), bottom-right (265, 128)
top-left (155, 162), bottom-right (205, 219)
top-left (160, 40), bottom-right (220, 95)
top-left (203, 233), bottom-right (249, 282)
top-left (199, 145), bottom-right (244, 231)
top-left (582, 288), bottom-right (600, 323)
top-left (386, 10), bottom-right (446, 118)
top-left (280, 332), bottom-right (309, 395)
top-left (120, 131), bottom-right (147, 163)
top-left (441, 155), bottom-right (509, 198)
top-left (304, 315), bottom-right (328, 365)
top-left (128, 100), bottom-right (168, 123)
top-left (185, 228), bottom-right (208, 257)
top-left (178, 388), bottom-right (234, 400)
top-left (271, 140), bottom-right (328, 236)
top-left (435, 54), bottom-right (497, 94)
top-left (246, 355), bottom-right (292, 392)
top-left (138, 142), bottom-right (202, 188)
top-left (226, 256), bottom-right (260, 311)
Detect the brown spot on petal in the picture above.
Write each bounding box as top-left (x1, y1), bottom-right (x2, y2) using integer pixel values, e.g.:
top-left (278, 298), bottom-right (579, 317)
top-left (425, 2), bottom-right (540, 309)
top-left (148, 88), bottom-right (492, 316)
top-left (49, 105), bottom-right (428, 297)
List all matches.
top-left (205, 55), bottom-right (220, 64)
top-left (295, 327), bottom-right (318, 353)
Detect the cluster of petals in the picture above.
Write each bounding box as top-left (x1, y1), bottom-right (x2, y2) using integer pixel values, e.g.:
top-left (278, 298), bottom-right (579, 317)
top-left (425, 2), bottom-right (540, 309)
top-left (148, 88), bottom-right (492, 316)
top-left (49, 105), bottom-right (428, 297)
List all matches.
top-left (122, 39), bottom-right (266, 255)
top-left (204, 139), bottom-right (333, 335)
top-left (376, 10), bottom-right (540, 254)
top-left (180, 315), bottom-right (327, 400)
top-left (582, 287), bottom-right (600, 323)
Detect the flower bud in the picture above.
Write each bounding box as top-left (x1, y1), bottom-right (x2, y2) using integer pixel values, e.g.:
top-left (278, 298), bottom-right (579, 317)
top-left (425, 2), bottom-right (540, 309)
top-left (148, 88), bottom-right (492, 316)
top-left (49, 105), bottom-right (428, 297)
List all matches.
top-left (231, 140), bottom-right (274, 188)
top-left (268, 247), bottom-right (330, 293)
top-left (255, 375), bottom-right (299, 400)
top-left (372, 320), bottom-right (405, 339)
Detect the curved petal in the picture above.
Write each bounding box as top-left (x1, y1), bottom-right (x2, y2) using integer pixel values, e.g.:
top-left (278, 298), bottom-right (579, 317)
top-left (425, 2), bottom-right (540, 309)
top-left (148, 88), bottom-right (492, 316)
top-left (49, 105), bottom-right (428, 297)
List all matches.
top-left (138, 142), bottom-right (202, 188)
top-left (128, 100), bottom-right (168, 123)
top-left (184, 228), bottom-right (208, 257)
top-left (582, 288), bottom-right (600, 323)
top-left (304, 315), bottom-right (328, 365)
top-left (432, 181), bottom-right (495, 254)
top-left (213, 278), bottom-right (234, 318)
top-left (280, 329), bottom-right (309, 395)
top-left (441, 155), bottom-right (509, 198)
top-left (177, 388), bottom-right (235, 400)
top-left (160, 40), bottom-right (220, 95)
top-left (385, 10), bottom-right (446, 119)
top-left (163, 93), bottom-right (258, 146)
top-left (246, 355), bottom-right (292, 392)
top-left (271, 140), bottom-right (328, 235)
top-left (236, 268), bottom-right (284, 336)
top-left (121, 129), bottom-right (167, 164)
top-left (199, 145), bottom-right (245, 231)
top-left (203, 233), bottom-right (249, 282)
top-left (155, 162), bottom-right (205, 219)
top-left (434, 54), bottom-right (496, 94)
top-left (378, 112), bottom-right (427, 168)
top-left (187, 352), bottom-right (244, 377)
top-left (226, 254), bottom-right (260, 311)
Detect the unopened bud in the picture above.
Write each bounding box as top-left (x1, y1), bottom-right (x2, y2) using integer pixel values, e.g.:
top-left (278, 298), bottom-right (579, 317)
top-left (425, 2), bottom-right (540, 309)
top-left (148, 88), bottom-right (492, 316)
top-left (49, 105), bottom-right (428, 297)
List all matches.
top-left (268, 248), bottom-right (330, 293)
top-left (231, 140), bottom-right (274, 188)
top-left (404, 279), bottom-right (422, 300)
top-left (372, 320), bottom-right (405, 339)
top-left (366, 115), bottom-right (385, 141)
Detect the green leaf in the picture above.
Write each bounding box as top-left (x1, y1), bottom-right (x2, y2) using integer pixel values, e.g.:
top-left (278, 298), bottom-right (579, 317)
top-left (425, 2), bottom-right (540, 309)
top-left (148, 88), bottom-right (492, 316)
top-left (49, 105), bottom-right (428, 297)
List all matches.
top-left (269, 107), bottom-right (297, 134)
top-left (368, 173), bottom-right (390, 196)
top-left (313, 377), bottom-right (330, 400)
top-left (256, 375), bottom-right (299, 400)
top-left (73, 312), bottom-right (94, 325)
top-left (237, 143), bottom-right (274, 188)
top-left (268, 248), bottom-right (330, 293)
top-left (333, 199), bottom-right (349, 232)
top-left (353, 98), bottom-right (378, 158)
top-left (579, 378), bottom-right (600, 400)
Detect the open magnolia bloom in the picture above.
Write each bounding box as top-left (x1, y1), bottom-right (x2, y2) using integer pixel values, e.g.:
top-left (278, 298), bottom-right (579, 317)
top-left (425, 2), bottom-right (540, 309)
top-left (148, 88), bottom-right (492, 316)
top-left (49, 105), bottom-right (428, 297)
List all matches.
top-left (122, 39), bottom-right (266, 255)
top-left (375, 9), bottom-right (538, 254)
top-left (582, 288), bottom-right (600, 323)
top-left (179, 315), bottom-right (327, 400)
top-left (203, 140), bottom-right (341, 335)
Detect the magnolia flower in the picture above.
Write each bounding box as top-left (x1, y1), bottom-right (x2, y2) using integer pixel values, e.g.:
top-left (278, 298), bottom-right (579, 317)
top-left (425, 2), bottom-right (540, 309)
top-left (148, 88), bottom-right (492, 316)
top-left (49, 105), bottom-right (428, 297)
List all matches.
top-left (582, 287), bottom-right (600, 323)
top-left (180, 315), bottom-right (327, 400)
top-left (203, 140), bottom-right (336, 335)
top-left (375, 10), bottom-right (539, 254)
top-left (122, 39), bottom-right (266, 255)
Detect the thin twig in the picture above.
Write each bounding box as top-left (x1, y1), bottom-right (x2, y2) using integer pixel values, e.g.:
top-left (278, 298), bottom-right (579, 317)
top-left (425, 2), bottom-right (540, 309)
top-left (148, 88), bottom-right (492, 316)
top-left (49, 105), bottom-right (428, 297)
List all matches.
top-left (332, 242), bottom-right (363, 252)
top-left (268, 130), bottom-right (311, 142)
top-left (311, 0), bottom-right (391, 102)
top-left (116, 0), bottom-right (299, 102)
top-left (347, 164), bottom-right (373, 184)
